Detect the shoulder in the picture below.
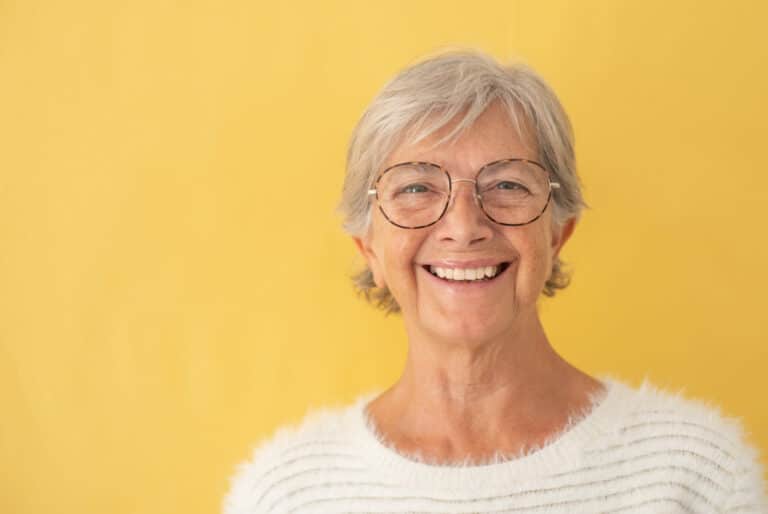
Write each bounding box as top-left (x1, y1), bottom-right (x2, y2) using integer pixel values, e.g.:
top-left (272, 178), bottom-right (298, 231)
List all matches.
top-left (221, 393), bottom-right (372, 514)
top-left (611, 375), bottom-right (760, 451)
top-left (600, 375), bottom-right (767, 511)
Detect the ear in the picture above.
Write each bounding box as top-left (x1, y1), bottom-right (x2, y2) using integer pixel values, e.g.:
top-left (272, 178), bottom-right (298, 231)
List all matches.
top-left (550, 217), bottom-right (577, 259)
top-left (353, 234), bottom-right (386, 289)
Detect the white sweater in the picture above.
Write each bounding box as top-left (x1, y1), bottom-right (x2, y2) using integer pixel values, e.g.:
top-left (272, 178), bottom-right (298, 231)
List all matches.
top-left (223, 375), bottom-right (767, 513)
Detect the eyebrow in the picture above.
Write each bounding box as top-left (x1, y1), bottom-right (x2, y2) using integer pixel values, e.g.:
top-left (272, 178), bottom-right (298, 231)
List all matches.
top-left (384, 156), bottom-right (539, 172)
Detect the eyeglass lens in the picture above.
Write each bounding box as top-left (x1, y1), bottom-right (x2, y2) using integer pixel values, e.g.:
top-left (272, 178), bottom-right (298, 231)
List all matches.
top-left (375, 160), bottom-right (552, 228)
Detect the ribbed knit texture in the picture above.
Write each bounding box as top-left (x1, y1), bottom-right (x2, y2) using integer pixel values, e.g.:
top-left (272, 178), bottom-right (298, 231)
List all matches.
top-left (223, 375), bottom-right (767, 513)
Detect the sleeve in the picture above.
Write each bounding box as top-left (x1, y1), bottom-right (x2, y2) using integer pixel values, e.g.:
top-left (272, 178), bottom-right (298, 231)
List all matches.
top-left (222, 457), bottom-right (260, 514)
top-left (723, 439), bottom-right (768, 513)
top-left (222, 447), bottom-right (275, 514)
top-left (221, 425), bottom-right (300, 514)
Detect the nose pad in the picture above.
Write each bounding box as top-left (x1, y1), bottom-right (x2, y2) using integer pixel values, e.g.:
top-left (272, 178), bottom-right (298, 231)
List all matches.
top-left (447, 178), bottom-right (482, 211)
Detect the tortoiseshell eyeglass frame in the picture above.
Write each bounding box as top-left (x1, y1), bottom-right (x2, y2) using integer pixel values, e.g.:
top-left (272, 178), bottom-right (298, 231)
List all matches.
top-left (366, 158), bottom-right (560, 229)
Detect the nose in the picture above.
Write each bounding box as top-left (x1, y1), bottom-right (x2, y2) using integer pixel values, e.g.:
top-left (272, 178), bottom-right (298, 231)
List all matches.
top-left (435, 179), bottom-right (493, 245)
top-left (447, 178), bottom-right (481, 206)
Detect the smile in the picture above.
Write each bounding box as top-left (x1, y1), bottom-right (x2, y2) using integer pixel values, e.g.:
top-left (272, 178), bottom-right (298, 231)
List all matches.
top-left (423, 262), bottom-right (511, 282)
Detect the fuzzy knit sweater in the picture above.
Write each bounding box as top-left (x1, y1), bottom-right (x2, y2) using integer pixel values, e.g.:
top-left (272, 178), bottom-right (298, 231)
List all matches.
top-left (223, 375), bottom-right (767, 513)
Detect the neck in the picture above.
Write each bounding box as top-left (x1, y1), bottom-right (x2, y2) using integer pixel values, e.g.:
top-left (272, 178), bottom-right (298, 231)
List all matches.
top-left (401, 306), bottom-right (557, 394)
top-left (366, 310), bottom-right (601, 463)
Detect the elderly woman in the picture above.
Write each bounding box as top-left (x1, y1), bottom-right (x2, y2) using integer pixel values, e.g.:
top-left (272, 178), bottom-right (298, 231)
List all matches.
top-left (224, 51), bottom-right (766, 513)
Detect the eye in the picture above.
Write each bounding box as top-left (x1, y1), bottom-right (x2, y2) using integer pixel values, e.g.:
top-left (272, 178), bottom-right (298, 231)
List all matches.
top-left (400, 183), bottom-right (430, 194)
top-left (496, 181), bottom-right (528, 192)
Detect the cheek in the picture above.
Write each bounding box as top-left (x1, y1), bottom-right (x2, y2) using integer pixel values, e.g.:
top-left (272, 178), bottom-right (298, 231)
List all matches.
top-left (371, 221), bottom-right (424, 287)
top-left (379, 237), bottom-right (420, 277)
top-left (510, 227), bottom-right (555, 285)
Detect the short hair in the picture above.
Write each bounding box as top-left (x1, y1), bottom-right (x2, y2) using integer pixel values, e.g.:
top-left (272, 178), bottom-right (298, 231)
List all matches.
top-left (338, 50), bottom-right (586, 314)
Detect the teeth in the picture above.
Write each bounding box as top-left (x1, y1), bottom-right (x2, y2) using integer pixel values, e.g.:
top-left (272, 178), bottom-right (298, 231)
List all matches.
top-left (428, 265), bottom-right (501, 281)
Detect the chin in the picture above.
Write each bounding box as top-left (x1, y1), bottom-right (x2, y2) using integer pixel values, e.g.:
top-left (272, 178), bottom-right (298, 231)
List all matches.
top-left (417, 303), bottom-right (515, 344)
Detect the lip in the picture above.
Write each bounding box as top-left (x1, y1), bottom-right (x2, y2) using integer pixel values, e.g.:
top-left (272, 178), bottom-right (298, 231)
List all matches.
top-left (419, 258), bottom-right (509, 268)
top-left (418, 260), bottom-right (513, 286)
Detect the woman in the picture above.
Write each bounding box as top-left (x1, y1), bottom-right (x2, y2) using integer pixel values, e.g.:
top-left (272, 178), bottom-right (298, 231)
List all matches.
top-left (223, 50), bottom-right (766, 513)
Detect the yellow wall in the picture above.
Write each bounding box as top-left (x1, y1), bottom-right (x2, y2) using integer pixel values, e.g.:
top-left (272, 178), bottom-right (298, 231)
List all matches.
top-left (1, 1), bottom-right (765, 512)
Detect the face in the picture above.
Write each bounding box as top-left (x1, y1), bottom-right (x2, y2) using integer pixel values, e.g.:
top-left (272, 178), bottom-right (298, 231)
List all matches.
top-left (354, 103), bottom-right (576, 344)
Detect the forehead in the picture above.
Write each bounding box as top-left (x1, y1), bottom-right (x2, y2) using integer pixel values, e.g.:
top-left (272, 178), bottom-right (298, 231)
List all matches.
top-left (384, 103), bottom-right (539, 171)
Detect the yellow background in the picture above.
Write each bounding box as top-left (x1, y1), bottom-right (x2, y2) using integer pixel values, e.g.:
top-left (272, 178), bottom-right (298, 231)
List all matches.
top-left (1, 1), bottom-right (766, 512)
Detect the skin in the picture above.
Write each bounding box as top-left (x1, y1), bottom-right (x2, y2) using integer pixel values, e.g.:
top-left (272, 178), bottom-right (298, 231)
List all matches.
top-left (353, 102), bottom-right (606, 464)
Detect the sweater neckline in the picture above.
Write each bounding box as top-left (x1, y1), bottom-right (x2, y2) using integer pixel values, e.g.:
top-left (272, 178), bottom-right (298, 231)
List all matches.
top-left (348, 374), bottom-right (631, 490)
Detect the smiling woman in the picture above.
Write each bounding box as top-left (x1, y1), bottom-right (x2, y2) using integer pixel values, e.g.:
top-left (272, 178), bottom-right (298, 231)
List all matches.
top-left (222, 50), bottom-right (767, 514)
top-left (352, 102), bottom-right (570, 348)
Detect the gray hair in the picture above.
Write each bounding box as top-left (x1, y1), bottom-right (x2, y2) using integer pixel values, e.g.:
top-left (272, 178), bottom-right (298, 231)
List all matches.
top-left (338, 50), bottom-right (586, 314)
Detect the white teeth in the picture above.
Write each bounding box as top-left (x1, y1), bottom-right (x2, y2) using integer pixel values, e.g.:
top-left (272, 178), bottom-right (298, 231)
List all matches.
top-left (428, 265), bottom-right (502, 281)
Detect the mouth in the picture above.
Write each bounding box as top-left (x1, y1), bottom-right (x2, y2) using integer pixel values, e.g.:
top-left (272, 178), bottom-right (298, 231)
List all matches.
top-left (421, 262), bottom-right (511, 282)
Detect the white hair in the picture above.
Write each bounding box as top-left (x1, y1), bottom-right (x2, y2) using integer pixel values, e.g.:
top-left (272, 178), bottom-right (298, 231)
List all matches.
top-left (338, 50), bottom-right (586, 313)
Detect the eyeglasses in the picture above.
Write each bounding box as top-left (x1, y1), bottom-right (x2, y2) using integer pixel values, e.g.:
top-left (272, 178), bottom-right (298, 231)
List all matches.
top-left (367, 158), bottom-right (560, 229)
